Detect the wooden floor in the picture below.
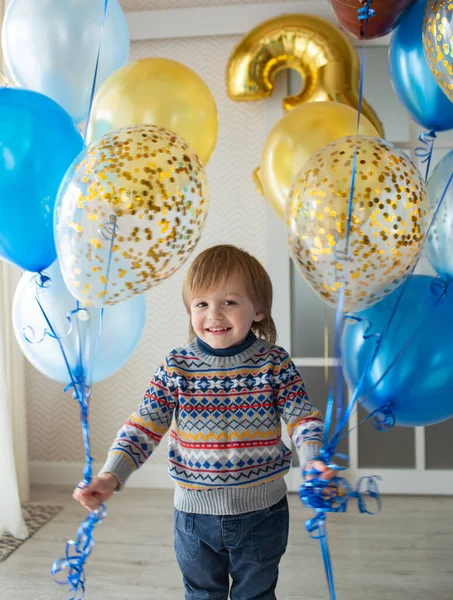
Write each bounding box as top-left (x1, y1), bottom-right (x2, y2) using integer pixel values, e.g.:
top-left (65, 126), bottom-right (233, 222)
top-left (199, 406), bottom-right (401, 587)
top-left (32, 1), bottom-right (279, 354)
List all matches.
top-left (0, 486), bottom-right (452, 599)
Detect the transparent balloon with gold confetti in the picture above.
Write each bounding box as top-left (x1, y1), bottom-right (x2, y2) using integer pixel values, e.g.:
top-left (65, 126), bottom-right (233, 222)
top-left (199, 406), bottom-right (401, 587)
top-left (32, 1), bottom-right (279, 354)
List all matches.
top-left (55, 124), bottom-right (209, 306)
top-left (423, 0), bottom-right (453, 104)
top-left (287, 135), bottom-right (430, 312)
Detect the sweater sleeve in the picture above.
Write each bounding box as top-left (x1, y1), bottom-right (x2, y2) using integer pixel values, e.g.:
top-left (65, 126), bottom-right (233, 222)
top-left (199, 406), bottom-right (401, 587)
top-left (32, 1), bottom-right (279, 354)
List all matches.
top-left (98, 358), bottom-right (178, 487)
top-left (273, 349), bottom-right (324, 471)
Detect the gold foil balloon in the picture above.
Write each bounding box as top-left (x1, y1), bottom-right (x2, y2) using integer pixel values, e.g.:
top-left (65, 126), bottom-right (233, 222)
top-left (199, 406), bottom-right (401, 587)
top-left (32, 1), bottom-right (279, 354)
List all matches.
top-left (259, 102), bottom-right (379, 219)
top-left (423, 0), bottom-right (453, 103)
top-left (87, 58), bottom-right (218, 165)
top-left (55, 124), bottom-right (209, 307)
top-left (287, 136), bottom-right (430, 312)
top-left (227, 14), bottom-right (383, 135)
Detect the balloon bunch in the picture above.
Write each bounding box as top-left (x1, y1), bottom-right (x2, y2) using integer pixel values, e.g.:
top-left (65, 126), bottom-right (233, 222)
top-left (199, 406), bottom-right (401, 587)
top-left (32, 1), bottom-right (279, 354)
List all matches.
top-left (1, 1), bottom-right (217, 598)
top-left (289, 5), bottom-right (453, 597)
top-left (225, 2), bottom-right (453, 598)
top-left (340, 0), bottom-right (453, 431)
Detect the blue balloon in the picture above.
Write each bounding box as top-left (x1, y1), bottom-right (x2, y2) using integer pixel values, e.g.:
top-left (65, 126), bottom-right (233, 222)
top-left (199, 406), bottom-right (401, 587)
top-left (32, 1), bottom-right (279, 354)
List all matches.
top-left (389, 0), bottom-right (453, 132)
top-left (0, 88), bottom-right (83, 272)
top-left (342, 275), bottom-right (453, 426)
top-left (2, 0), bottom-right (130, 123)
top-left (425, 150), bottom-right (453, 281)
top-left (13, 260), bottom-right (146, 384)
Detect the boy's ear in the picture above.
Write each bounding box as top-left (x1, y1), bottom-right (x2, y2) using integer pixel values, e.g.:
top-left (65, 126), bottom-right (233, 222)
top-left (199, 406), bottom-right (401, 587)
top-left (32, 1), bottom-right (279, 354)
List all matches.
top-left (254, 309), bottom-right (265, 323)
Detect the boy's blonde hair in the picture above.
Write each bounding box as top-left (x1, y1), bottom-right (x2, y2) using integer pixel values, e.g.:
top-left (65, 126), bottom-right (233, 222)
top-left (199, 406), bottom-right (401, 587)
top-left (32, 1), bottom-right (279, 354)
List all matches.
top-left (183, 245), bottom-right (277, 344)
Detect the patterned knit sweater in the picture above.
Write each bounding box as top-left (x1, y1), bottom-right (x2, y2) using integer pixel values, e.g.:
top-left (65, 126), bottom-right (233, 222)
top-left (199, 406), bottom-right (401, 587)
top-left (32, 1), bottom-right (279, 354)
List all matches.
top-left (100, 336), bottom-right (324, 515)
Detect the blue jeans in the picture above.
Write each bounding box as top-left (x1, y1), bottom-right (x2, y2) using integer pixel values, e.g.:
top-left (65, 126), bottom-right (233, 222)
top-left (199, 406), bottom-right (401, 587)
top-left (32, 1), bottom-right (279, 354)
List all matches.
top-left (174, 496), bottom-right (289, 600)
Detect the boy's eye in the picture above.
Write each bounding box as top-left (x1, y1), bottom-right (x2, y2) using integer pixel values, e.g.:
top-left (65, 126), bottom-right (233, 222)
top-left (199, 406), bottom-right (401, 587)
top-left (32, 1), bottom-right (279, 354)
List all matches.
top-left (223, 301), bottom-right (236, 306)
top-left (195, 302), bottom-right (207, 308)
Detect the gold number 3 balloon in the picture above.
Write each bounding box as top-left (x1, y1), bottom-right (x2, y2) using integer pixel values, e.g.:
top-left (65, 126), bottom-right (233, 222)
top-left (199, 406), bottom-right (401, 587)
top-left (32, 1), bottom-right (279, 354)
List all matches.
top-left (226, 13), bottom-right (383, 134)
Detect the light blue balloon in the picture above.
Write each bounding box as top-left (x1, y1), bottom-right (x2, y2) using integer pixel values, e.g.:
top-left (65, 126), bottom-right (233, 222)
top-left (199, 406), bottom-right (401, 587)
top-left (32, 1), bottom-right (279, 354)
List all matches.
top-left (342, 275), bottom-right (453, 427)
top-left (389, 0), bottom-right (453, 132)
top-left (425, 150), bottom-right (453, 281)
top-left (0, 88), bottom-right (84, 272)
top-left (13, 260), bottom-right (146, 384)
top-left (2, 0), bottom-right (130, 124)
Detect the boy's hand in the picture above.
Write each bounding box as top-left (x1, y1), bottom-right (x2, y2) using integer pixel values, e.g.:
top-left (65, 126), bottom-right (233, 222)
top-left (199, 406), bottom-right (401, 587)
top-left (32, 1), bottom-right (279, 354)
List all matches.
top-left (73, 473), bottom-right (119, 511)
top-left (304, 459), bottom-right (337, 481)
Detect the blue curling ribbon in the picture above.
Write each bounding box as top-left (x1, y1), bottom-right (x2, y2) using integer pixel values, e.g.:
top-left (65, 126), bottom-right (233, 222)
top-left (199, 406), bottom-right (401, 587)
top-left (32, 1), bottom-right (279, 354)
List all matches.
top-left (415, 130), bottom-right (436, 182)
top-left (51, 504), bottom-right (107, 600)
top-left (27, 271), bottom-right (108, 598)
top-left (300, 462), bottom-right (382, 600)
top-left (357, 3), bottom-right (375, 21)
top-left (357, 0), bottom-right (375, 39)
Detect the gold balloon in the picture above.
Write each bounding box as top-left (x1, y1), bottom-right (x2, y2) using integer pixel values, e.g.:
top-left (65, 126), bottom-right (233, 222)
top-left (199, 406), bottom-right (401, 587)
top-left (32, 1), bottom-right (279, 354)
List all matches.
top-left (423, 0), bottom-right (453, 102)
top-left (87, 58), bottom-right (218, 165)
top-left (55, 124), bottom-right (209, 307)
top-left (227, 14), bottom-right (384, 136)
top-left (287, 136), bottom-right (430, 312)
top-left (259, 102), bottom-right (379, 219)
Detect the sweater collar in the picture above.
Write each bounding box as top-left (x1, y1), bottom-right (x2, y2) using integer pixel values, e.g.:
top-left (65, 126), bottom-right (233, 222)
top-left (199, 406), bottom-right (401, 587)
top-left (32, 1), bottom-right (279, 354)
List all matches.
top-left (196, 331), bottom-right (257, 357)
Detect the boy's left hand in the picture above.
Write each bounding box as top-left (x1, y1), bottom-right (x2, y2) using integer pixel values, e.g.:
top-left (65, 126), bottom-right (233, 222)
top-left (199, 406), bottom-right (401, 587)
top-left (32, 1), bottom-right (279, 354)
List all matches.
top-left (304, 459), bottom-right (337, 481)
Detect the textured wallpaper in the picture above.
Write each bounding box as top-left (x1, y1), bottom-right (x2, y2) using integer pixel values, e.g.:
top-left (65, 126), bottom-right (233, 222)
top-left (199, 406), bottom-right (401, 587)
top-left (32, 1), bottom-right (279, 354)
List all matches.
top-left (26, 35), bottom-right (271, 466)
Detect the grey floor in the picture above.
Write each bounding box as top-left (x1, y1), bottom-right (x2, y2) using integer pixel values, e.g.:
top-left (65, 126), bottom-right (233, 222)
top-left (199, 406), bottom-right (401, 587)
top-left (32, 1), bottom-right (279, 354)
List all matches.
top-left (0, 486), bottom-right (452, 599)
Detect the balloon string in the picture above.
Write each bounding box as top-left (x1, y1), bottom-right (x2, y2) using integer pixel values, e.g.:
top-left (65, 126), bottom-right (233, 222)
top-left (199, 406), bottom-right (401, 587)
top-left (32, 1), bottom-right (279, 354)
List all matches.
top-left (52, 189), bottom-right (119, 599)
top-left (324, 311), bottom-right (329, 382)
top-left (51, 308), bottom-right (106, 599)
top-left (311, 5), bottom-right (375, 600)
top-left (415, 130), bottom-right (436, 182)
top-left (347, 278), bottom-right (447, 418)
top-left (324, 0), bottom-right (372, 454)
top-left (83, 0), bottom-right (109, 143)
top-left (333, 167), bottom-right (453, 441)
top-left (51, 3), bottom-right (112, 586)
top-left (29, 273), bottom-right (105, 599)
top-left (332, 279), bottom-right (447, 448)
top-left (32, 275), bottom-right (81, 393)
top-left (29, 274), bottom-right (93, 478)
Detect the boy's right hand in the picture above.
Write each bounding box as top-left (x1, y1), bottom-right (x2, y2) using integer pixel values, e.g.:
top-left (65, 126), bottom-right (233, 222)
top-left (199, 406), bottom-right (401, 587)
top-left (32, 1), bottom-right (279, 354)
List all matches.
top-left (73, 473), bottom-right (119, 511)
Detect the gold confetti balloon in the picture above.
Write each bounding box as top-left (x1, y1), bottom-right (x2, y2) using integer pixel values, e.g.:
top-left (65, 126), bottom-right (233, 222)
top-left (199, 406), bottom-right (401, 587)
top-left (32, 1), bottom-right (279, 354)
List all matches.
top-left (423, 0), bottom-right (453, 103)
top-left (287, 136), bottom-right (430, 312)
top-left (55, 124), bottom-right (209, 306)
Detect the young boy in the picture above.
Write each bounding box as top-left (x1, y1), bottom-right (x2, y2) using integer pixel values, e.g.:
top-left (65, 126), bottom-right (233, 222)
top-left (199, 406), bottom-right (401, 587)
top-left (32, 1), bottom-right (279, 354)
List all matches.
top-left (74, 244), bottom-right (335, 600)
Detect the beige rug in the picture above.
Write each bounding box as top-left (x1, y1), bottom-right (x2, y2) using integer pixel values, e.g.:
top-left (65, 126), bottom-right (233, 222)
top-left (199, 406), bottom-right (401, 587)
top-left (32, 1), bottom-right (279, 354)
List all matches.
top-left (0, 504), bottom-right (63, 562)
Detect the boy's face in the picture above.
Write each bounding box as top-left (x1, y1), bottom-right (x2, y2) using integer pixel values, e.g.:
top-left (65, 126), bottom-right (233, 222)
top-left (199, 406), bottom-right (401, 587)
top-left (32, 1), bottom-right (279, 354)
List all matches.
top-left (190, 274), bottom-right (264, 349)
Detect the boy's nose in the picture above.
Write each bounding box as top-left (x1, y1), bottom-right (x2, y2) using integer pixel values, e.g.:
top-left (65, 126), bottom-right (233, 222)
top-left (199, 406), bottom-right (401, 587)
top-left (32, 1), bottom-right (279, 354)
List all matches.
top-left (208, 307), bottom-right (224, 320)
